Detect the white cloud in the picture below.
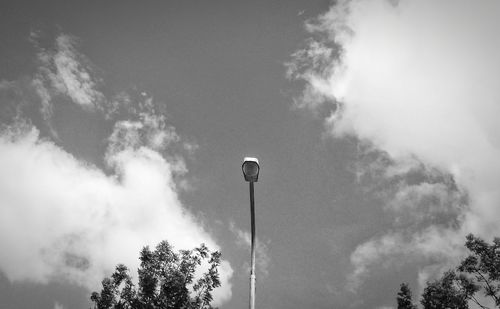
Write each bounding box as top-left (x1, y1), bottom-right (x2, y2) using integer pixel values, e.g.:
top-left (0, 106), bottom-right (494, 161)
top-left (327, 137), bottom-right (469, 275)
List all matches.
top-left (106, 100), bottom-right (180, 156)
top-left (0, 32), bottom-right (232, 306)
top-left (0, 122), bottom-right (232, 305)
top-left (34, 34), bottom-right (105, 112)
top-left (290, 0), bottom-right (500, 291)
top-left (229, 221), bottom-right (271, 278)
top-left (347, 227), bottom-right (463, 291)
top-left (54, 301), bottom-right (64, 309)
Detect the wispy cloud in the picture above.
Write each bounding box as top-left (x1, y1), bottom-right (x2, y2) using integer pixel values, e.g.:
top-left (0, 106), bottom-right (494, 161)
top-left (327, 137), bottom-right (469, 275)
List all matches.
top-left (107, 97), bottom-right (180, 155)
top-left (54, 301), bottom-right (64, 309)
top-left (0, 33), bottom-right (232, 306)
top-left (33, 33), bottom-right (105, 113)
top-left (289, 0), bottom-right (500, 291)
top-left (229, 221), bottom-right (271, 278)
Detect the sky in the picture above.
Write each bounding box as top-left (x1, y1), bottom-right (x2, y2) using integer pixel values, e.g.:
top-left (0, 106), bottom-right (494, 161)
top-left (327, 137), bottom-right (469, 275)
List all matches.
top-left (1, 1), bottom-right (500, 308)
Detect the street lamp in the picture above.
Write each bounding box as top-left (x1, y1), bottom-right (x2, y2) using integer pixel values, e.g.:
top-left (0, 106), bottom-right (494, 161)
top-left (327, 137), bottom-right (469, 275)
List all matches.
top-left (242, 157), bottom-right (259, 309)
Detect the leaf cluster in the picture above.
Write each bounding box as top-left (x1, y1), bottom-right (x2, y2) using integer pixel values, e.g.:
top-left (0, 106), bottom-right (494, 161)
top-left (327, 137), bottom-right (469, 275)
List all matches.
top-left (397, 234), bottom-right (500, 309)
top-left (458, 234), bottom-right (500, 307)
top-left (90, 241), bottom-right (221, 309)
top-left (420, 271), bottom-right (469, 309)
top-left (397, 283), bottom-right (417, 309)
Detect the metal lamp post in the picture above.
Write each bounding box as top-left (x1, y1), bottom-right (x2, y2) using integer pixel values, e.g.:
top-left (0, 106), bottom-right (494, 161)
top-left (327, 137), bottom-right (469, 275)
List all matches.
top-left (242, 157), bottom-right (259, 309)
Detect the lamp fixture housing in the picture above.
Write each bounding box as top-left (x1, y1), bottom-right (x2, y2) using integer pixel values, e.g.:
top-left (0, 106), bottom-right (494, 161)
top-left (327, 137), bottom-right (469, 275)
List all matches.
top-left (242, 157), bottom-right (259, 182)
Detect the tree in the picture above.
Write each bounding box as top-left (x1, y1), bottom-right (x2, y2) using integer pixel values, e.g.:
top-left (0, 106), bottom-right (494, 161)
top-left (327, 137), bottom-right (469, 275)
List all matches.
top-left (90, 241), bottom-right (222, 309)
top-left (420, 270), bottom-right (470, 309)
top-left (397, 283), bottom-right (417, 309)
top-left (458, 234), bottom-right (500, 307)
top-left (395, 234), bottom-right (500, 308)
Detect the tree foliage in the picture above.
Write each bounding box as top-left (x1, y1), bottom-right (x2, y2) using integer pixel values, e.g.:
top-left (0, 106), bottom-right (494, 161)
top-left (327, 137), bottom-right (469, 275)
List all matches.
top-left (397, 283), bottom-right (417, 309)
top-left (458, 234), bottom-right (500, 307)
top-left (397, 234), bottom-right (500, 309)
top-left (90, 241), bottom-right (222, 309)
top-left (420, 271), bottom-right (469, 309)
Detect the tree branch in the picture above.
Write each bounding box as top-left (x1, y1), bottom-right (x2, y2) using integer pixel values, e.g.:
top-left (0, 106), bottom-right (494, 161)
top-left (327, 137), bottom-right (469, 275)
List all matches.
top-left (475, 270), bottom-right (500, 305)
top-left (470, 294), bottom-right (490, 309)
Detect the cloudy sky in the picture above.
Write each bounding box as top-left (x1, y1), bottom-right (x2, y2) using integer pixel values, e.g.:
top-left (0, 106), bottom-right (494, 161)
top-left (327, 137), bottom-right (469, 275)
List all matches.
top-left (1, 1), bottom-right (500, 308)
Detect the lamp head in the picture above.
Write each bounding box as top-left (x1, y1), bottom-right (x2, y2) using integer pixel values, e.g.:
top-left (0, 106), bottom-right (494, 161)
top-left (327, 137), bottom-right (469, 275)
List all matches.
top-left (242, 157), bottom-right (259, 182)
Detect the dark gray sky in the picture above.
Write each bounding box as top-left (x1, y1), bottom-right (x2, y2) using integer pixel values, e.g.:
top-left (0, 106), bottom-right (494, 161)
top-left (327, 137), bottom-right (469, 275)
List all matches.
top-left (1, 1), bottom-right (500, 309)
